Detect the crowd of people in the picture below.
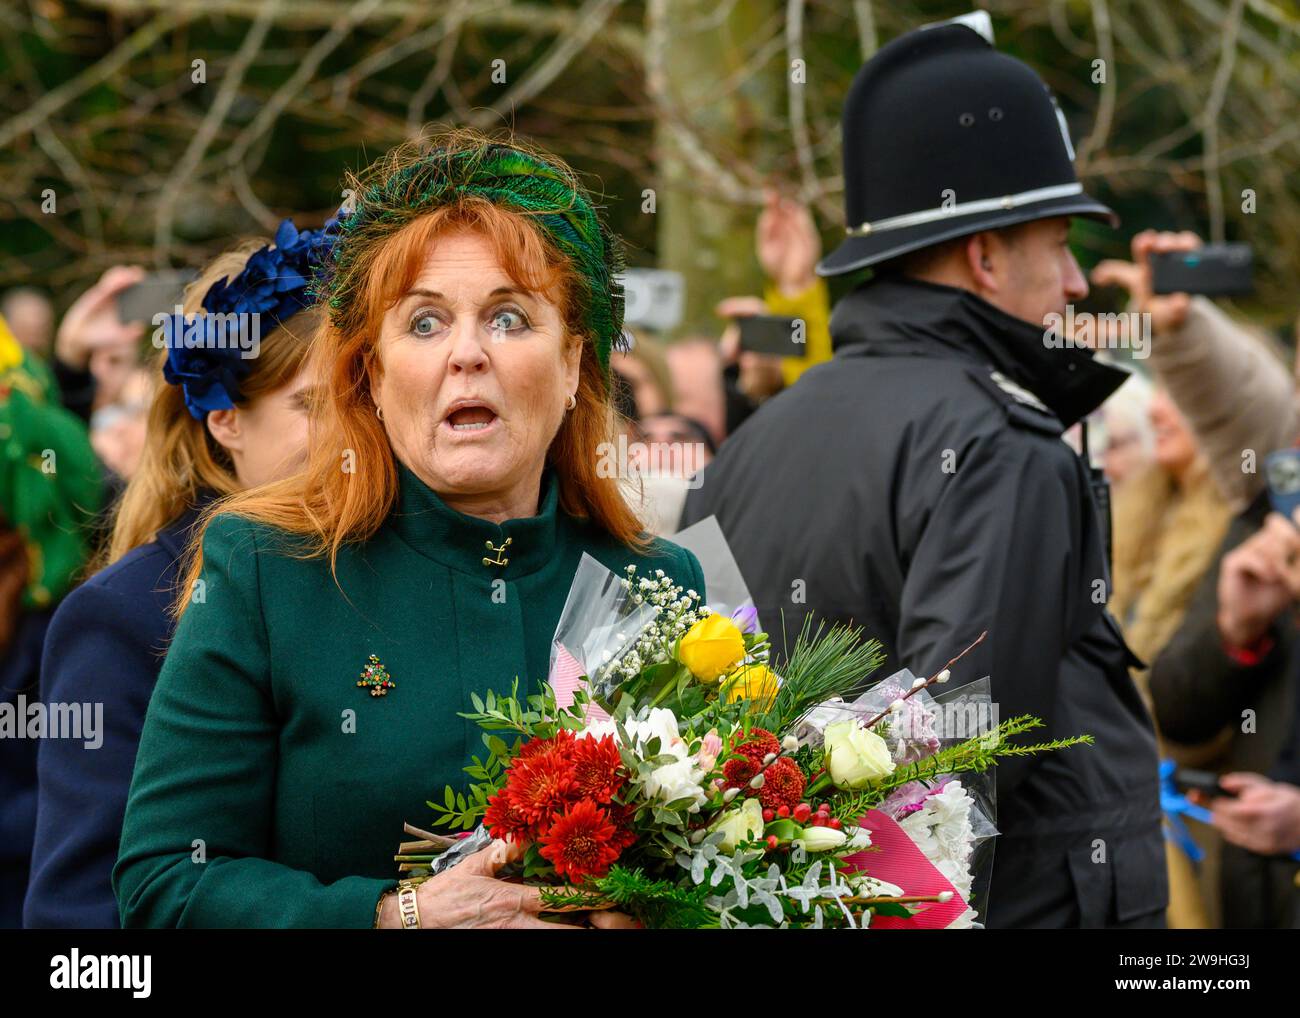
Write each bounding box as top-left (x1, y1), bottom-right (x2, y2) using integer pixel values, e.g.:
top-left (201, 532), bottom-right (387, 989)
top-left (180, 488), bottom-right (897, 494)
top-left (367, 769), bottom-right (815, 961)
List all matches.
top-left (2, 19), bottom-right (1300, 930)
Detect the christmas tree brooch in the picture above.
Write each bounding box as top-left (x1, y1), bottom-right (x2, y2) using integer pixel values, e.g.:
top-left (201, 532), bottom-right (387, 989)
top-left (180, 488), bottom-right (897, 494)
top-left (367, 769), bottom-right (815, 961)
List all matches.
top-left (357, 654), bottom-right (395, 697)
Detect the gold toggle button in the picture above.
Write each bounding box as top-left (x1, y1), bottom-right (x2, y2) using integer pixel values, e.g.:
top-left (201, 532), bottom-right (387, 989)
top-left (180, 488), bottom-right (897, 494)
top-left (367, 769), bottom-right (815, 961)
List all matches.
top-left (482, 537), bottom-right (512, 567)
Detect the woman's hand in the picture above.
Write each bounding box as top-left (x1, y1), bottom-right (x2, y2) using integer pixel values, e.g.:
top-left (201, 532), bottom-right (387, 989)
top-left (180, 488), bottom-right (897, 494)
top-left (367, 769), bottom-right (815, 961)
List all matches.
top-left (756, 189), bottom-right (821, 298)
top-left (1209, 773), bottom-right (1300, 856)
top-left (379, 839), bottom-right (638, 929)
top-left (1216, 512), bottom-right (1300, 649)
top-left (1090, 230), bottom-right (1202, 336)
top-left (54, 265), bottom-right (146, 372)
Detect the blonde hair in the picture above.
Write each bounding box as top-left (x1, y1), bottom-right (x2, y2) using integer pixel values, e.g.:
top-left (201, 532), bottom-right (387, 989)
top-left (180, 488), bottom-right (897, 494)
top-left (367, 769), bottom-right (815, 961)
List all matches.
top-left (100, 242), bottom-right (318, 567)
top-left (175, 132), bottom-right (651, 620)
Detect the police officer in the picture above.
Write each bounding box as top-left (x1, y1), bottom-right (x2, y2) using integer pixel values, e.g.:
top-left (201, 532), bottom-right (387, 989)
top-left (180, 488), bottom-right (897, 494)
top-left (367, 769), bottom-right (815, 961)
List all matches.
top-left (681, 20), bottom-right (1166, 928)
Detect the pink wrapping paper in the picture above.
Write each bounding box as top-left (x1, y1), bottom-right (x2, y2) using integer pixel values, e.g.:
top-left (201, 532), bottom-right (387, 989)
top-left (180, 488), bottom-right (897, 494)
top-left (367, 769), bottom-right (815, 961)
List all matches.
top-left (841, 808), bottom-right (968, 929)
top-left (549, 644), bottom-right (611, 722)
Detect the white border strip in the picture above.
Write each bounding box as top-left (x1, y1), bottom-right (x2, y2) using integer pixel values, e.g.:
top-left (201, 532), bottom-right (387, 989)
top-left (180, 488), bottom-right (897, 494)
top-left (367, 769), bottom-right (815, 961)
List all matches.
top-left (846, 182), bottom-right (1085, 237)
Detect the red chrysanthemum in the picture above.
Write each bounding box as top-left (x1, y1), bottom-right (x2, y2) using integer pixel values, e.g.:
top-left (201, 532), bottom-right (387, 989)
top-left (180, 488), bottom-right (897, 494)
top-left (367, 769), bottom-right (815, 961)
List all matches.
top-left (571, 734), bottom-right (625, 804)
top-left (505, 750), bottom-right (578, 829)
top-left (484, 790), bottom-right (535, 844)
top-left (721, 728), bottom-right (780, 789)
top-left (517, 728), bottom-right (575, 760)
top-left (606, 801), bottom-right (640, 850)
top-left (537, 799), bottom-right (622, 882)
top-left (733, 728), bottom-right (780, 765)
top-left (758, 756), bottom-right (806, 812)
top-left (722, 755), bottom-right (758, 789)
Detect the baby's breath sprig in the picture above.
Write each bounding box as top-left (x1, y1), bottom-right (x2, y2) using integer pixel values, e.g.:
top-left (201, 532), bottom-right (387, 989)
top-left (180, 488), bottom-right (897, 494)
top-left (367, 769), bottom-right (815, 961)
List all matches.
top-left (597, 564), bottom-right (706, 686)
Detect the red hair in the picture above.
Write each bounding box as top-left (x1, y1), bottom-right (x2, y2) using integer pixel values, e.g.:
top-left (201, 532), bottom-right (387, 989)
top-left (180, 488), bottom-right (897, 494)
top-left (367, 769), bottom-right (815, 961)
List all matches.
top-left (176, 197), bottom-right (648, 618)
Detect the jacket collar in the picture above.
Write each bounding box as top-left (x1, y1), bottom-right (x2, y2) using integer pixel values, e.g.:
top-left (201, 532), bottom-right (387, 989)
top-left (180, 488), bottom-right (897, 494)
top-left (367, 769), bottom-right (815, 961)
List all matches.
top-left (154, 491), bottom-right (219, 561)
top-left (388, 462), bottom-right (561, 577)
top-left (830, 275), bottom-right (1130, 429)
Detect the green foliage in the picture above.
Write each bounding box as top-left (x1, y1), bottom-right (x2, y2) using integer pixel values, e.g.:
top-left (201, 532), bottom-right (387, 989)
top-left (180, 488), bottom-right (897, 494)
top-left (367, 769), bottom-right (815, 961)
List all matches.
top-left (754, 615), bottom-right (885, 733)
top-left (828, 715), bottom-right (1094, 819)
top-left (539, 866), bottom-right (719, 929)
top-left (427, 678), bottom-right (588, 830)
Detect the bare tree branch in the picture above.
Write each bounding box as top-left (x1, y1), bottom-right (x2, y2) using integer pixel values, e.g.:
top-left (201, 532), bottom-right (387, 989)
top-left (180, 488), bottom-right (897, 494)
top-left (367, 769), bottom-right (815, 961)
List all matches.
top-left (1201, 0), bottom-right (1246, 243)
top-left (154, 0), bottom-right (281, 265)
top-left (0, 13), bottom-right (191, 150)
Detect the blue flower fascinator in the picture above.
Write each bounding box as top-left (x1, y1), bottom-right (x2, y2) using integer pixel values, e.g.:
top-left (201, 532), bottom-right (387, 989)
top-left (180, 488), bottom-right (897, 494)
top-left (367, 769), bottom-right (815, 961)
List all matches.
top-left (162, 217), bottom-right (339, 419)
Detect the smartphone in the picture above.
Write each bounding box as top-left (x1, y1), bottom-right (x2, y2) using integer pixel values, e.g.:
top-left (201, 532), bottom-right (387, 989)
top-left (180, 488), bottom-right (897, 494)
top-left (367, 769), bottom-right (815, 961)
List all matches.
top-left (1172, 767), bottom-right (1238, 800)
top-left (1265, 449), bottom-right (1300, 523)
top-left (737, 315), bottom-right (805, 357)
top-left (117, 270), bottom-right (197, 324)
top-left (1150, 244), bottom-right (1253, 297)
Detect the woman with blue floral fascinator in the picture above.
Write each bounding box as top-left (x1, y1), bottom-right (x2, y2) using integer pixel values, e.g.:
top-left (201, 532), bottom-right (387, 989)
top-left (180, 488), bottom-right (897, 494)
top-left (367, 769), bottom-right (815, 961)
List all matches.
top-left (24, 219), bottom-right (337, 929)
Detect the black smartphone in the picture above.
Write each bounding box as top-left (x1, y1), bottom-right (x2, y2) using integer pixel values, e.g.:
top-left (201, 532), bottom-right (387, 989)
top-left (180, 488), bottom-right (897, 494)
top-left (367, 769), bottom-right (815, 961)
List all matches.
top-left (1172, 767), bottom-right (1238, 800)
top-left (1265, 449), bottom-right (1300, 524)
top-left (117, 270), bottom-right (197, 324)
top-left (737, 315), bottom-right (804, 357)
top-left (1150, 244), bottom-right (1253, 297)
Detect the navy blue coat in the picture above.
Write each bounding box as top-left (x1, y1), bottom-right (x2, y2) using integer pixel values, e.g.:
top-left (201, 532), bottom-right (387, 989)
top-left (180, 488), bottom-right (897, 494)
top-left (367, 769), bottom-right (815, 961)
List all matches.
top-left (1, 609), bottom-right (51, 928)
top-left (23, 505), bottom-right (205, 928)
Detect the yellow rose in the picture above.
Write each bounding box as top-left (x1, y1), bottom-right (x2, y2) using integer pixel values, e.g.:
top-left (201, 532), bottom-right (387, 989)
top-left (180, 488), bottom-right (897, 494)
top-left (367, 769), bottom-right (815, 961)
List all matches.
top-left (677, 613), bottom-right (746, 682)
top-left (723, 663), bottom-right (780, 709)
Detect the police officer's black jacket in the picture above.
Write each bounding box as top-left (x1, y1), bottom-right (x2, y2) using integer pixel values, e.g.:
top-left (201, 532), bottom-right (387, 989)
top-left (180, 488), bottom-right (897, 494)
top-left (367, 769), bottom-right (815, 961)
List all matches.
top-left (681, 275), bottom-right (1168, 927)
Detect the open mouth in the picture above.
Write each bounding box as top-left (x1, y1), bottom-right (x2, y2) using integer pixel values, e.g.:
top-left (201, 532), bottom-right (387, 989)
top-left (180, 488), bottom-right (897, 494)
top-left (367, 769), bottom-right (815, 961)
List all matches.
top-left (445, 404), bottom-right (498, 433)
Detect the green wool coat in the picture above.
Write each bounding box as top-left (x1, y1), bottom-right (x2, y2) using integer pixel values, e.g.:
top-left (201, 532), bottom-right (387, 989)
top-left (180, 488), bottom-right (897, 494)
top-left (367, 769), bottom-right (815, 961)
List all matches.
top-left (112, 465), bottom-right (705, 928)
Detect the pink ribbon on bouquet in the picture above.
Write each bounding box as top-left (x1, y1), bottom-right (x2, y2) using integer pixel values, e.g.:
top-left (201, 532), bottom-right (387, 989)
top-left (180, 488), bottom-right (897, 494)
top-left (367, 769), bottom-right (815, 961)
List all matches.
top-left (841, 809), bottom-right (969, 929)
top-left (549, 643), bottom-right (610, 723)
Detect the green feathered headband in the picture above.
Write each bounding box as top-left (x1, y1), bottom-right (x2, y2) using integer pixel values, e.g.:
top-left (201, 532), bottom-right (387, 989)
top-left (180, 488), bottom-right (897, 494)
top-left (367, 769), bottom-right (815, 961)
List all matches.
top-left (316, 140), bottom-right (626, 377)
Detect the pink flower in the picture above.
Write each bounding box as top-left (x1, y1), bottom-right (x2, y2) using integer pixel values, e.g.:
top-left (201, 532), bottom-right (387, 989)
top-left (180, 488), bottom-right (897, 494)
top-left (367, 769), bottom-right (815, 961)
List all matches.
top-left (698, 729), bottom-right (723, 770)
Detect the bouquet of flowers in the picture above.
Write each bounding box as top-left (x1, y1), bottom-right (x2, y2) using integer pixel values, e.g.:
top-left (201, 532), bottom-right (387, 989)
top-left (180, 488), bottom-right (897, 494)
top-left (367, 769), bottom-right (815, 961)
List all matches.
top-left (400, 541), bottom-right (1091, 929)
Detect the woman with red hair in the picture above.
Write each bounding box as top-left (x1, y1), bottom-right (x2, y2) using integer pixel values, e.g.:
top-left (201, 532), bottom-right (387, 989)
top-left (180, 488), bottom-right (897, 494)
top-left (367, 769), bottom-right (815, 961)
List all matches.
top-left (113, 130), bottom-right (705, 929)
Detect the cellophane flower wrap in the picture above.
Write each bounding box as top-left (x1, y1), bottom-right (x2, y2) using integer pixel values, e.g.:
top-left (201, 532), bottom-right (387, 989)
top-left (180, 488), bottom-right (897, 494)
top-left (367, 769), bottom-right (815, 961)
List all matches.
top-left (406, 523), bottom-right (1092, 929)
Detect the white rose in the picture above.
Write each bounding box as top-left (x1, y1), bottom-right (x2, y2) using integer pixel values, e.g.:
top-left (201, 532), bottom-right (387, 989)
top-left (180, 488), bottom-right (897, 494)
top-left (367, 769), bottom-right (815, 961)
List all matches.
top-left (823, 719), bottom-right (896, 789)
top-left (710, 797), bottom-right (765, 853)
top-left (645, 757), bottom-right (707, 809)
top-left (629, 707), bottom-right (686, 757)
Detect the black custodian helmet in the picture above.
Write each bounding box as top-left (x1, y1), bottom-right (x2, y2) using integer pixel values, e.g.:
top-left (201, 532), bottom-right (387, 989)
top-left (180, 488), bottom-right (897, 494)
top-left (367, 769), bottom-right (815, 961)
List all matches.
top-left (818, 20), bottom-right (1117, 276)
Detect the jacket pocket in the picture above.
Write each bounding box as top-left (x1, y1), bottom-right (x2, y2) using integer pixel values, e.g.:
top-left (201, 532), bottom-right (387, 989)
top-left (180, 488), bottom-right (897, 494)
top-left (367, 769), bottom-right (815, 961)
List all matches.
top-left (1112, 828), bottom-right (1169, 923)
top-left (1067, 830), bottom-right (1168, 927)
top-left (1066, 842), bottom-right (1112, 928)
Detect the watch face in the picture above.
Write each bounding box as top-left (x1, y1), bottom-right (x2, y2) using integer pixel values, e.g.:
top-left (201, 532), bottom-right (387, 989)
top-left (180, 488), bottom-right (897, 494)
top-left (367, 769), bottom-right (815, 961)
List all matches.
top-left (1267, 451), bottom-right (1300, 495)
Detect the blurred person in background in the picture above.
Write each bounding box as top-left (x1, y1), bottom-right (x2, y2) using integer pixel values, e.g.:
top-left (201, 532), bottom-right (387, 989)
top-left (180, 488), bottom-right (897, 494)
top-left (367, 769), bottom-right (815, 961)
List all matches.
top-left (623, 410), bottom-right (716, 536)
top-left (713, 191), bottom-right (835, 433)
top-left (1, 288), bottom-right (54, 356)
top-left (1108, 385), bottom-right (1232, 927)
top-left (611, 330), bottom-right (673, 421)
top-left (1186, 510), bottom-right (1300, 927)
top-left (1096, 229), bottom-right (1300, 927)
top-left (1111, 387), bottom-right (1232, 680)
top-left (0, 313), bottom-right (102, 928)
top-left (1089, 368), bottom-right (1155, 486)
top-left (89, 365), bottom-right (153, 484)
top-left (23, 221), bottom-right (332, 929)
top-left (48, 267), bottom-right (147, 424)
top-left (666, 336), bottom-right (728, 448)
top-left (1093, 230), bottom-right (1295, 513)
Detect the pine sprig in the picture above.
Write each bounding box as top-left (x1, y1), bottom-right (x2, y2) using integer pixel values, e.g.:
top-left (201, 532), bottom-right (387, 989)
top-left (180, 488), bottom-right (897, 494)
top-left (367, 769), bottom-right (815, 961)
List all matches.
top-left (539, 866), bottom-right (718, 928)
top-left (753, 615), bottom-right (884, 733)
top-left (828, 715), bottom-right (1093, 818)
